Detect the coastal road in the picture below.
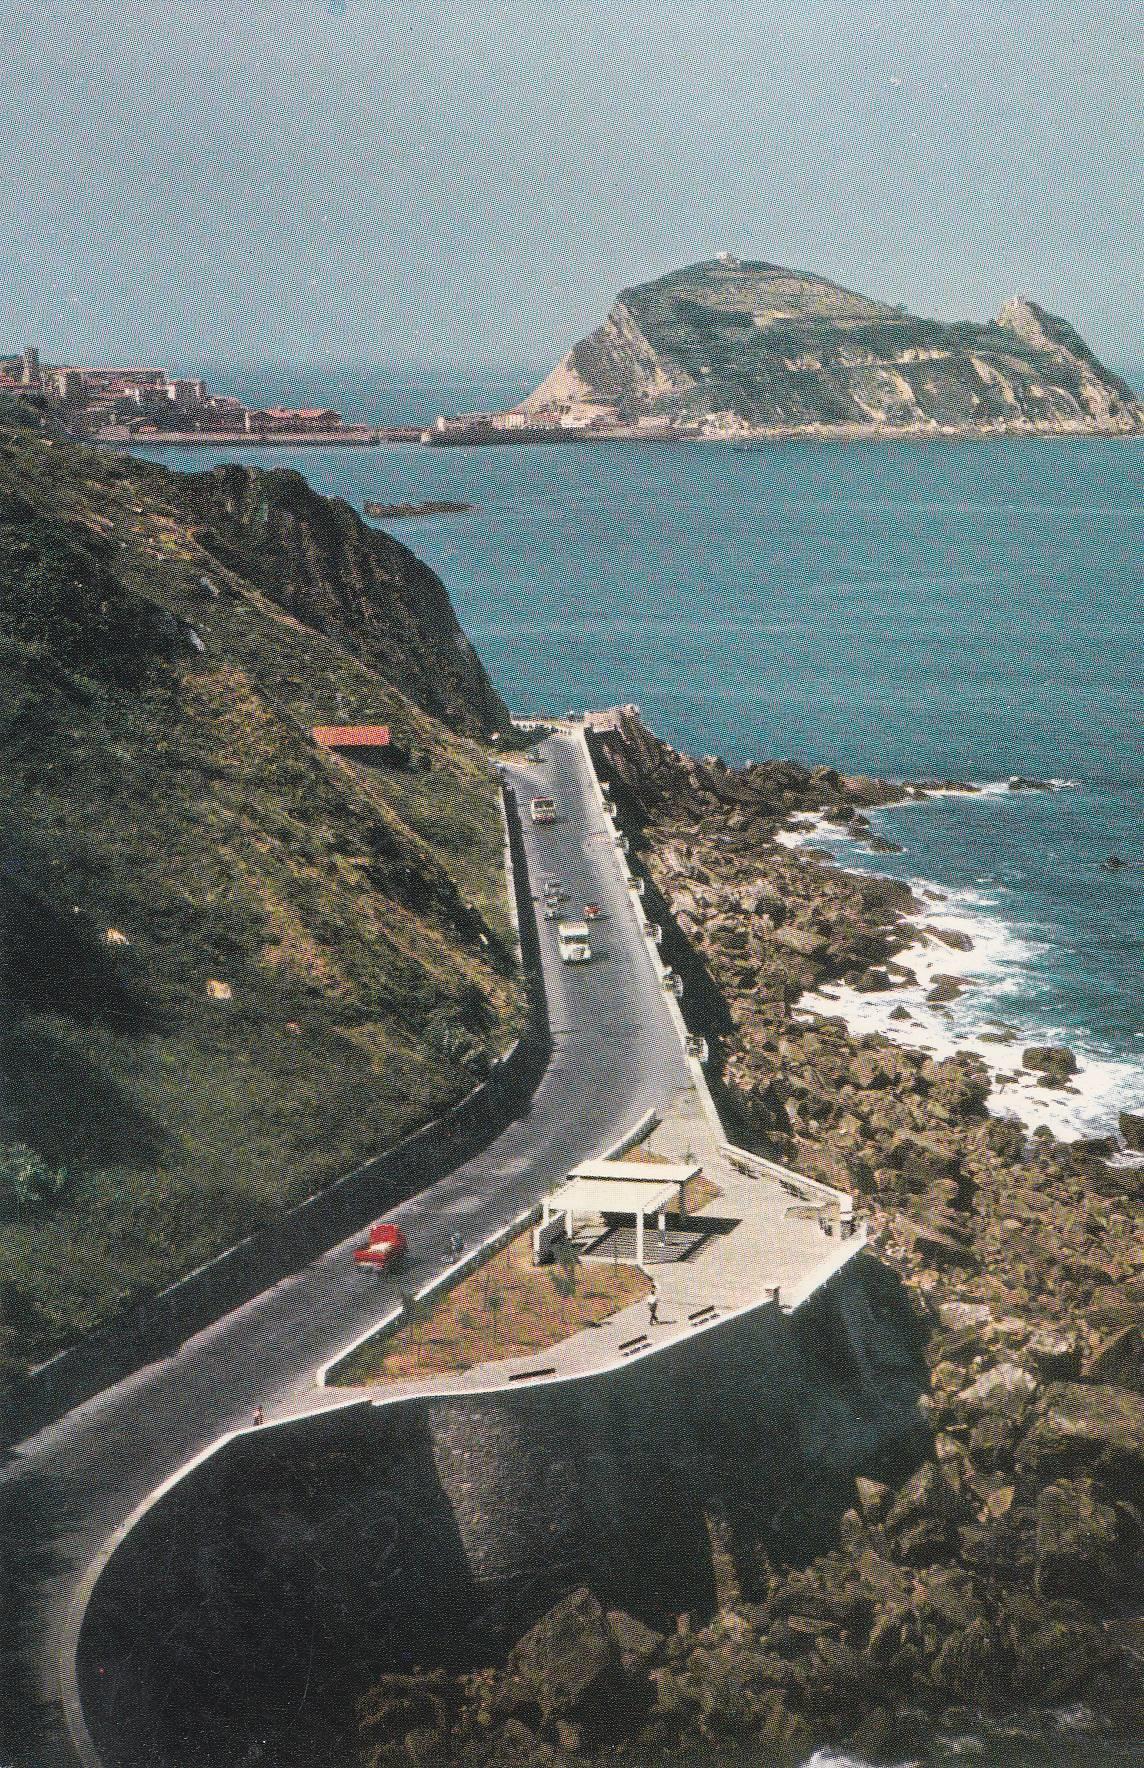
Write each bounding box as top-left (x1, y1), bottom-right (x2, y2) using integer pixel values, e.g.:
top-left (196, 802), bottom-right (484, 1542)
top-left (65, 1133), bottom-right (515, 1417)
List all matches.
top-left (2, 729), bottom-right (693, 1766)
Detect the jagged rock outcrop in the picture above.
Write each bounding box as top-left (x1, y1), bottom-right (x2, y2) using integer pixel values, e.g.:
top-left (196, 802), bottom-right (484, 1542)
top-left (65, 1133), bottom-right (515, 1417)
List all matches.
top-left (177, 462), bottom-right (508, 735)
top-left (519, 258), bottom-right (1143, 436)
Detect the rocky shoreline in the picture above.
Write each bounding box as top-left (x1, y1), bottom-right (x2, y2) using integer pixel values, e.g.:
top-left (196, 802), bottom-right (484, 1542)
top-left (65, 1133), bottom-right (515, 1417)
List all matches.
top-left (351, 715), bottom-right (1142, 1768)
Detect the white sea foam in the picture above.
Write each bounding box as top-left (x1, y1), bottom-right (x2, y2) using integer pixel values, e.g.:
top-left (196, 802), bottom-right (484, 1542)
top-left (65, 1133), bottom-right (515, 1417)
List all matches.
top-left (800, 1753), bottom-right (920, 1768)
top-left (784, 834), bottom-right (1144, 1142)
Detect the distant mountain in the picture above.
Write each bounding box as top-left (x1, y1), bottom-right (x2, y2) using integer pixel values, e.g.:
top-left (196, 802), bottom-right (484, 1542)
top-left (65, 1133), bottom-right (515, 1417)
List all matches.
top-left (519, 258), bottom-right (1143, 436)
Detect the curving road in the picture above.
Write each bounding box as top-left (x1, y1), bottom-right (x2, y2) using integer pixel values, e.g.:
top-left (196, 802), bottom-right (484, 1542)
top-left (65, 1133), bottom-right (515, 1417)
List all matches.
top-left (2, 730), bottom-right (692, 1766)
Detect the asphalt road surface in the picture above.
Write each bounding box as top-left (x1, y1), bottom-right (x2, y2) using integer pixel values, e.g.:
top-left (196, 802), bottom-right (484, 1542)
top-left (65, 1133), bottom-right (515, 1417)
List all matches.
top-left (2, 729), bottom-right (693, 1765)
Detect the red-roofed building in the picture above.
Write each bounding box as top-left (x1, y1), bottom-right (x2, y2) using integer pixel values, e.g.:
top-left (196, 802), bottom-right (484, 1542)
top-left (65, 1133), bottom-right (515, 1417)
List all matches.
top-left (312, 725), bottom-right (406, 766)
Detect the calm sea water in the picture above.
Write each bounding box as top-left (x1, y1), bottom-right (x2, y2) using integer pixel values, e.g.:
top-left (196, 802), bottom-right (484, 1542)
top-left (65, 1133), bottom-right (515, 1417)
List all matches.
top-left (134, 433), bottom-right (1144, 1133)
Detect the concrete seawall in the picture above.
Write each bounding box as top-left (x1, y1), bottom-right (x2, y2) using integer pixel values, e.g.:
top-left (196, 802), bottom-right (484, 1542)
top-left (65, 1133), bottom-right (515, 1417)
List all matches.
top-left (1, 784), bottom-right (550, 1450)
top-left (76, 1255), bottom-right (928, 1767)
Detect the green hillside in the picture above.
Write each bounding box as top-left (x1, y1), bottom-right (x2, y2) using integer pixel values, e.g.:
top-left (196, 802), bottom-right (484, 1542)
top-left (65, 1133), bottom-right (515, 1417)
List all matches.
top-left (0, 411), bottom-right (522, 1382)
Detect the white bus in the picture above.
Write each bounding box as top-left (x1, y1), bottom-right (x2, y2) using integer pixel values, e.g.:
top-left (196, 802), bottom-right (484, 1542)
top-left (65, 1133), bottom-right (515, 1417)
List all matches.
top-left (556, 919), bottom-right (592, 963)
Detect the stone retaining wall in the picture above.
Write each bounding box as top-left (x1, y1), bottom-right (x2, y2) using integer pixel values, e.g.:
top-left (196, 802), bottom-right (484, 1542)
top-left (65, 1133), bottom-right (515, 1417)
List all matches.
top-left (75, 1253), bottom-right (928, 1767)
top-left (1, 784), bottom-right (550, 1449)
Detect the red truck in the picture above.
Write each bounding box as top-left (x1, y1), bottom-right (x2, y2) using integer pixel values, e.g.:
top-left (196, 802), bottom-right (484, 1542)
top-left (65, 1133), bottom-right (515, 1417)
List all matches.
top-left (353, 1222), bottom-right (408, 1272)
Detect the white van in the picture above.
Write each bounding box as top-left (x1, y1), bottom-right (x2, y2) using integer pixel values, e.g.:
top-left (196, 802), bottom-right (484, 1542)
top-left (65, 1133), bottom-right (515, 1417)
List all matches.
top-left (556, 919), bottom-right (592, 963)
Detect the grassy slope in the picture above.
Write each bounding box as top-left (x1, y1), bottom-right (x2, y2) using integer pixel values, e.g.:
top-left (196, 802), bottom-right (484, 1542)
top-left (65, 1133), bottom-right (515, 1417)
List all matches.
top-left (0, 417), bottom-right (523, 1380)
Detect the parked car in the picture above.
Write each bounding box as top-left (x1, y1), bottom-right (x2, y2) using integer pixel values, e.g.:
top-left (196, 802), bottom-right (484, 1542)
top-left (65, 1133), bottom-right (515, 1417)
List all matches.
top-left (353, 1222), bottom-right (408, 1272)
top-left (583, 902), bottom-right (601, 920)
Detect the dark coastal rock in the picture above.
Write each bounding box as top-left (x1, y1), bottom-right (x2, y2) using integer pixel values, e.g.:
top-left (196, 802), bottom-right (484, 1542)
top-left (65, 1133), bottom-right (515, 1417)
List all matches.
top-left (357, 1669), bottom-right (456, 1756)
top-left (927, 977), bottom-right (964, 1004)
top-left (956, 1363), bottom-right (1038, 1416)
top-left (774, 926), bottom-right (831, 960)
top-left (1023, 1328), bottom-right (1081, 1380)
top-left (496, 1588), bottom-right (618, 1725)
top-left (923, 925), bottom-right (974, 952)
top-left (481, 1717), bottom-right (574, 1767)
top-left (1034, 1478), bottom-right (1124, 1598)
top-left (1021, 1045), bottom-right (1078, 1084)
top-left (606, 1609), bottom-right (663, 1674)
top-left (1119, 1109), bottom-right (1144, 1152)
top-left (577, 713), bottom-right (1144, 1757)
top-left (928, 1617), bottom-right (1002, 1702)
top-left (1083, 1323), bottom-right (1144, 1392)
top-left (1016, 1382), bottom-right (1144, 1492)
top-left (1009, 1612), bottom-right (1110, 1704)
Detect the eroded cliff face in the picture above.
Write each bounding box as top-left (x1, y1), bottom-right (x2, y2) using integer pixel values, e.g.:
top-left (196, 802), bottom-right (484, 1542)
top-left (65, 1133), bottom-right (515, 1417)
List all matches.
top-left (178, 462), bottom-right (510, 736)
top-left (518, 258), bottom-right (1144, 435)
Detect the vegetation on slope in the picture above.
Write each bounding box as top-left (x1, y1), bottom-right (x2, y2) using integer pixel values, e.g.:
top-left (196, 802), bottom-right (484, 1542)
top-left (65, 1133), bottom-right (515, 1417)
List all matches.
top-left (541, 257), bottom-right (1143, 431)
top-left (0, 415), bottom-right (522, 1384)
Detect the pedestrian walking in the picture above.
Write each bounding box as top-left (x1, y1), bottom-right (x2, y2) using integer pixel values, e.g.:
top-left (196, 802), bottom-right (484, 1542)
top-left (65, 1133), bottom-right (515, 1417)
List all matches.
top-left (252, 1404), bottom-right (264, 1427)
top-left (648, 1296), bottom-right (659, 1327)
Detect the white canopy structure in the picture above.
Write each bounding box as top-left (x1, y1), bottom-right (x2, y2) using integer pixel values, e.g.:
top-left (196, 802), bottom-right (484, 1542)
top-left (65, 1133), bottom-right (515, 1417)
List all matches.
top-left (540, 1156), bottom-right (700, 1265)
top-left (567, 1158), bottom-right (700, 1189)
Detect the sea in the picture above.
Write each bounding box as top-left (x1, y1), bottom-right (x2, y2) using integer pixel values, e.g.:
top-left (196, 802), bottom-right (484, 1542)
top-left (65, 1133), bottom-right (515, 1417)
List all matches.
top-left (130, 388), bottom-right (1143, 1757)
top-left (135, 374), bottom-right (1143, 1149)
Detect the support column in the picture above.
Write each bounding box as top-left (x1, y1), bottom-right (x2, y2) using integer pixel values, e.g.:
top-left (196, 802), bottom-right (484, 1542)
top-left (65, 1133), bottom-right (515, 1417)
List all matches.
top-left (635, 1208), bottom-right (645, 1266)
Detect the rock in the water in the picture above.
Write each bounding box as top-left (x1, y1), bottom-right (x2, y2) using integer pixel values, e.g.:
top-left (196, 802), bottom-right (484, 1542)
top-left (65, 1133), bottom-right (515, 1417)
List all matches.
top-left (1119, 1109), bottom-right (1144, 1152)
top-left (1022, 1045), bottom-right (1078, 1084)
top-left (923, 925), bottom-right (974, 951)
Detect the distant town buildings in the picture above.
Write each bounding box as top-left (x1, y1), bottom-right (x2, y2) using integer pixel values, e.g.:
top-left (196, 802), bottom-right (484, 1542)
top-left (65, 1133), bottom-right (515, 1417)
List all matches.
top-left (0, 346), bottom-right (353, 441)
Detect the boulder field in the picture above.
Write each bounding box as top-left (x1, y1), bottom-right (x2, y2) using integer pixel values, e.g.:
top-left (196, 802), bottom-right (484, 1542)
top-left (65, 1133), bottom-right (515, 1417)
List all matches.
top-left (354, 717), bottom-right (1144, 1766)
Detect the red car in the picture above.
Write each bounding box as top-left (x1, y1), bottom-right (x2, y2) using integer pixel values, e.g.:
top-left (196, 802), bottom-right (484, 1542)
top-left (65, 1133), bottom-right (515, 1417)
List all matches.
top-left (583, 902), bottom-right (601, 920)
top-left (353, 1222), bottom-right (408, 1271)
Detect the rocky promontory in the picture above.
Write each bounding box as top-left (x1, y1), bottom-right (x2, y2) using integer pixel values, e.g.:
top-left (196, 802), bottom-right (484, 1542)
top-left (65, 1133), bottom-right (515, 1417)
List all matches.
top-left (517, 257), bottom-right (1144, 438)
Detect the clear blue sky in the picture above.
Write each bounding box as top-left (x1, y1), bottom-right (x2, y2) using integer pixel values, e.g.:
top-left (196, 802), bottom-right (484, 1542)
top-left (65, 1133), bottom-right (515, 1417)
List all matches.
top-left (3, 0), bottom-right (1141, 376)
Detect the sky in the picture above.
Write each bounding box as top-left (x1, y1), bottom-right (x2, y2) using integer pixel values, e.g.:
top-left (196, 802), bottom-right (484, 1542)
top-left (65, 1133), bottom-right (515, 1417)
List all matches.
top-left (2, 0), bottom-right (1141, 377)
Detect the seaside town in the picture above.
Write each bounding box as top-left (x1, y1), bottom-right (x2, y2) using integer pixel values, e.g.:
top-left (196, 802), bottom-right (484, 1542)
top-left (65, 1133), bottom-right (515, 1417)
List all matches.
top-left (0, 346), bottom-right (417, 444)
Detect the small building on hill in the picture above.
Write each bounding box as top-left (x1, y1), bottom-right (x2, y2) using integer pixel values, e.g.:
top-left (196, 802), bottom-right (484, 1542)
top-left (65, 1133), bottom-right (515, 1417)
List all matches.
top-left (311, 724), bottom-right (407, 767)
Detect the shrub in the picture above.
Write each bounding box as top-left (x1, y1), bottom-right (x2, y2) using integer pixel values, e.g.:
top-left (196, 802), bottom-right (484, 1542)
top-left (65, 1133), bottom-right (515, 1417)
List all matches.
top-left (0, 1142), bottom-right (69, 1218)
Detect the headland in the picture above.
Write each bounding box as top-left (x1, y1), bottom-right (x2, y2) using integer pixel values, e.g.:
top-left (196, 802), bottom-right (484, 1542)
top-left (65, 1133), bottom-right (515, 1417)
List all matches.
top-left (426, 256), bottom-right (1144, 443)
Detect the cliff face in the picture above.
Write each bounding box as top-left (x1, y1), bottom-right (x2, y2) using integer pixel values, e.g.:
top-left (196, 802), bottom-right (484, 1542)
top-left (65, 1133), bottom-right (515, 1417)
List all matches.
top-left (176, 462), bottom-right (508, 737)
top-left (519, 258), bottom-right (1143, 435)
